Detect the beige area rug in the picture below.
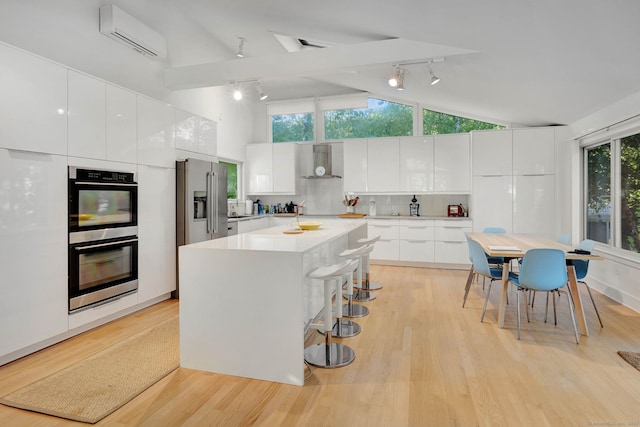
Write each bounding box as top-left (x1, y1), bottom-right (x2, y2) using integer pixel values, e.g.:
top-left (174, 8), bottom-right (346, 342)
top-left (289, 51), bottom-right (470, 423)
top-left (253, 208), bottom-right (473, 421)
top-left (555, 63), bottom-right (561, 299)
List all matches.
top-left (0, 316), bottom-right (179, 424)
top-left (618, 351), bottom-right (640, 373)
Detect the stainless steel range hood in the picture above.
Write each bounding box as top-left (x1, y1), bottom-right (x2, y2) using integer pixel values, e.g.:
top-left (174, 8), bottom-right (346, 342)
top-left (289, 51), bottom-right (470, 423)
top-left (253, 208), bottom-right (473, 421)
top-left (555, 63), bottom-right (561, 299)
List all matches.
top-left (302, 144), bottom-right (342, 179)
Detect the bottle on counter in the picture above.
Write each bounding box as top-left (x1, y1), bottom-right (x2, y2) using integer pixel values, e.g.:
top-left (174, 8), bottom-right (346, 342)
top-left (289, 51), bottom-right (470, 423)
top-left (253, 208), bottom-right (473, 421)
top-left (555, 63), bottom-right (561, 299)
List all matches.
top-left (409, 195), bottom-right (420, 217)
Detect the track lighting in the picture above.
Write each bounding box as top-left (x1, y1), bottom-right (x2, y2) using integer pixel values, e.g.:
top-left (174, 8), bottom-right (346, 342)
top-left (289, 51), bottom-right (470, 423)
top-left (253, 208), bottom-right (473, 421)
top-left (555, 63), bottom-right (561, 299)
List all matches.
top-left (428, 64), bottom-right (440, 86)
top-left (236, 37), bottom-right (245, 58)
top-left (256, 82), bottom-right (268, 101)
top-left (232, 84), bottom-right (243, 100)
top-left (388, 66), bottom-right (400, 88)
top-left (396, 69), bottom-right (405, 90)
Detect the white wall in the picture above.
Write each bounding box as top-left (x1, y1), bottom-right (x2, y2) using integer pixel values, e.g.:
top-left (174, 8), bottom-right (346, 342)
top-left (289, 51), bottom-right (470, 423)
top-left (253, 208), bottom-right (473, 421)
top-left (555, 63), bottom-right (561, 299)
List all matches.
top-left (0, 0), bottom-right (254, 161)
top-left (567, 90), bottom-right (640, 313)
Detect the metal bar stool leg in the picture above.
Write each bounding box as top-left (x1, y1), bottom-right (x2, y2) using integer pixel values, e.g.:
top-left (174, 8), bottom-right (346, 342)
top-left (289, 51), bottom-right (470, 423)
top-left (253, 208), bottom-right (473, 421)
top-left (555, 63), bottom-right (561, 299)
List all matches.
top-left (342, 264), bottom-right (369, 318)
top-left (331, 274), bottom-right (361, 338)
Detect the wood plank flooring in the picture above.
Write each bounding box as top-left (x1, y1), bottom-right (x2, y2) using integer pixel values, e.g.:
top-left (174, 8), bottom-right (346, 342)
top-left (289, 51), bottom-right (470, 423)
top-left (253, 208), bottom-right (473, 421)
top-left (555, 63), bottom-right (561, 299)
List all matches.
top-left (1, 266), bottom-right (640, 426)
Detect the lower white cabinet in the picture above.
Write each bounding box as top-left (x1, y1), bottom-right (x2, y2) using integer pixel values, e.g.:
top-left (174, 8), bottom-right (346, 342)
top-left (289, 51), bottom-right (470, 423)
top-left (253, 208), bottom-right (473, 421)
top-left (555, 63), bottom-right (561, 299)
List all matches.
top-left (0, 149), bottom-right (68, 358)
top-left (399, 219), bottom-right (435, 262)
top-left (250, 217), bottom-right (268, 231)
top-left (368, 219), bottom-right (399, 261)
top-left (137, 165), bottom-right (176, 303)
top-left (434, 220), bottom-right (472, 264)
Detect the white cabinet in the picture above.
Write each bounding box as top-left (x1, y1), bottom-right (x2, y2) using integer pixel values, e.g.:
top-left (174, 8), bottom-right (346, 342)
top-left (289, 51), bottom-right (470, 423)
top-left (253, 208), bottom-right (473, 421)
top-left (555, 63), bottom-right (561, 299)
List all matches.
top-left (472, 175), bottom-right (513, 233)
top-left (245, 143), bottom-right (299, 195)
top-left (137, 96), bottom-right (176, 168)
top-left (68, 70), bottom-right (106, 160)
top-left (343, 139), bottom-right (368, 192)
top-left (250, 217), bottom-right (269, 231)
top-left (434, 133), bottom-right (471, 193)
top-left (106, 84), bottom-right (137, 163)
top-left (400, 136), bottom-right (434, 192)
top-left (68, 73), bottom-right (137, 164)
top-left (513, 174), bottom-right (556, 238)
top-left (513, 128), bottom-right (555, 175)
top-left (367, 138), bottom-right (399, 192)
top-left (471, 130), bottom-right (512, 176)
top-left (237, 220), bottom-right (252, 234)
top-left (367, 219), bottom-right (399, 260)
top-left (434, 220), bottom-right (472, 264)
top-left (0, 43), bottom-right (67, 155)
top-left (399, 219), bottom-right (435, 262)
top-left (0, 149), bottom-right (68, 358)
top-left (137, 165), bottom-right (176, 303)
top-left (175, 110), bottom-right (217, 157)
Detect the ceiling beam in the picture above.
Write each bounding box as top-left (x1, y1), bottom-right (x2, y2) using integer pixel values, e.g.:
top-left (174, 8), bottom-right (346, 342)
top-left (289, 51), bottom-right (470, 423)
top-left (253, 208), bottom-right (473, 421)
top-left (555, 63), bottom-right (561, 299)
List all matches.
top-left (164, 38), bottom-right (475, 90)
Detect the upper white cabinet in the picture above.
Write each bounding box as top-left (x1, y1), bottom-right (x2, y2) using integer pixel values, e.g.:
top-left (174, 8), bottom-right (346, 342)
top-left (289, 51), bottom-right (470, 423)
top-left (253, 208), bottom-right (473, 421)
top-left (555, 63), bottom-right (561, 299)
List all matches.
top-left (175, 110), bottom-right (217, 157)
top-left (245, 143), bottom-right (299, 195)
top-left (400, 136), bottom-right (434, 193)
top-left (434, 133), bottom-right (471, 193)
top-left (367, 137), bottom-right (400, 192)
top-left (513, 128), bottom-right (555, 175)
top-left (0, 148), bottom-right (68, 357)
top-left (0, 43), bottom-right (67, 155)
top-left (471, 130), bottom-right (513, 176)
top-left (105, 84), bottom-right (137, 163)
top-left (137, 96), bottom-right (175, 168)
top-left (343, 139), bottom-right (368, 192)
top-left (68, 73), bottom-right (137, 163)
top-left (513, 174), bottom-right (556, 237)
top-left (68, 70), bottom-right (106, 160)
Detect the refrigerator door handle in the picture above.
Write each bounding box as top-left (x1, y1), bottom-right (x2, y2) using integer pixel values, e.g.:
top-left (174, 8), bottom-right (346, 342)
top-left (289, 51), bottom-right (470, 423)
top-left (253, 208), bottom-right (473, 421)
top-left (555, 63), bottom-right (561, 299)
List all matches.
top-left (206, 171), bottom-right (212, 234)
top-left (212, 171), bottom-right (219, 234)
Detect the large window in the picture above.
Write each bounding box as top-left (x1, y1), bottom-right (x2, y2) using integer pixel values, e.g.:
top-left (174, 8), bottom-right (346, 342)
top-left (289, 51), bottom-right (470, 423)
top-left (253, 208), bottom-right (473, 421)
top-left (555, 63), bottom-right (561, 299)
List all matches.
top-left (423, 109), bottom-right (504, 135)
top-left (324, 98), bottom-right (413, 140)
top-left (584, 131), bottom-right (640, 253)
top-left (271, 113), bottom-right (314, 142)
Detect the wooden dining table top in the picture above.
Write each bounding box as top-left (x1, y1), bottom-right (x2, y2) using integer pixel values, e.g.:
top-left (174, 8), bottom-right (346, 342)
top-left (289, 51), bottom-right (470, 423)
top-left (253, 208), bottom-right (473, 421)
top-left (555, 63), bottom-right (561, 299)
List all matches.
top-left (466, 232), bottom-right (603, 260)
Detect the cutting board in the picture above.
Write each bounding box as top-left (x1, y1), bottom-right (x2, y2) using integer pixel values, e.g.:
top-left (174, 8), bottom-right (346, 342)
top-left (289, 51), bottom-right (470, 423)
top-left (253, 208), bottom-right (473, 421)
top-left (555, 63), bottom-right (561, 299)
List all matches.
top-left (338, 213), bottom-right (367, 218)
top-left (274, 213), bottom-right (297, 217)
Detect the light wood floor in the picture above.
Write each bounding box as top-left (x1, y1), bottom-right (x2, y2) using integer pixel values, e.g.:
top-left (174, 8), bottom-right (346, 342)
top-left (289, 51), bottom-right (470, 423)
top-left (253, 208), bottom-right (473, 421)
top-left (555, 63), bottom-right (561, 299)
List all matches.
top-left (2, 266), bottom-right (640, 426)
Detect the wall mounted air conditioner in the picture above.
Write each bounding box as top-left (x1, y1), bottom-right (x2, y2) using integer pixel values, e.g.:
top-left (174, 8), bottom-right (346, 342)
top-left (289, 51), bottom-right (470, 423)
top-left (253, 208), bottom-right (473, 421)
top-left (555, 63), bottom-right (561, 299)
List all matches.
top-left (99, 4), bottom-right (167, 60)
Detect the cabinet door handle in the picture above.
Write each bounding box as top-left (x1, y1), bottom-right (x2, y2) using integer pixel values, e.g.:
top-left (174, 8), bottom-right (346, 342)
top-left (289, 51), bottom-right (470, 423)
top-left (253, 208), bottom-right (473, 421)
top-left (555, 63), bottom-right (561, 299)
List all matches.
top-left (406, 240), bottom-right (427, 243)
top-left (441, 240), bottom-right (462, 244)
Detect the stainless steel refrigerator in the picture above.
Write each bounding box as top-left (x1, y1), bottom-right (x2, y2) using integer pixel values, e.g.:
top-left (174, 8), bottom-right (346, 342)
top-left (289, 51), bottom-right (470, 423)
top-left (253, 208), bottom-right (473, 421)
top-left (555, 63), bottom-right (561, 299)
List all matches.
top-left (175, 158), bottom-right (228, 296)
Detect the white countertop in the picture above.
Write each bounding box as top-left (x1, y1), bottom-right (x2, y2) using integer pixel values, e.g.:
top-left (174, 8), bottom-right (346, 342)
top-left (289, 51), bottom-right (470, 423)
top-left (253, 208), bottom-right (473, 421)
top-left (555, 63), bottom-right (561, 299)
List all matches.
top-left (183, 220), bottom-right (365, 253)
top-left (228, 214), bottom-right (471, 222)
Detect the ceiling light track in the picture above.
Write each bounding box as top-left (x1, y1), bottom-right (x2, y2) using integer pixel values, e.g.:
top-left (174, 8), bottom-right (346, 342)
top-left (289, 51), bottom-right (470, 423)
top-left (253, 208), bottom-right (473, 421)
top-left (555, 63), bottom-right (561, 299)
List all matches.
top-left (387, 57), bottom-right (444, 90)
top-left (229, 79), bottom-right (268, 101)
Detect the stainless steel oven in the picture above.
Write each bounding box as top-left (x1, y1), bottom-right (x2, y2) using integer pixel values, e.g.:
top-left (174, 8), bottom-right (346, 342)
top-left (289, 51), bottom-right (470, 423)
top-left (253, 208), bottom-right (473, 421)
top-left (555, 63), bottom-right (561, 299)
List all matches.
top-left (68, 167), bottom-right (138, 313)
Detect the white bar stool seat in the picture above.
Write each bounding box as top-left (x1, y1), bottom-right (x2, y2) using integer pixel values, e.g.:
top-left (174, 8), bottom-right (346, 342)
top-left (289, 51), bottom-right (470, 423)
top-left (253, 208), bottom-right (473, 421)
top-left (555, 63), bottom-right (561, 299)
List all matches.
top-left (304, 258), bottom-right (359, 368)
top-left (339, 245), bottom-right (372, 317)
top-left (341, 243), bottom-right (376, 302)
top-left (357, 235), bottom-right (383, 291)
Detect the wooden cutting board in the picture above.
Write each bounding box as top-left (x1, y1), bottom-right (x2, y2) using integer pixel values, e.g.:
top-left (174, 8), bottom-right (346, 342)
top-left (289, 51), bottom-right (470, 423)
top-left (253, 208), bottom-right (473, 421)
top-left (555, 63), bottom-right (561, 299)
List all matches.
top-left (274, 213), bottom-right (297, 217)
top-left (338, 213), bottom-right (367, 218)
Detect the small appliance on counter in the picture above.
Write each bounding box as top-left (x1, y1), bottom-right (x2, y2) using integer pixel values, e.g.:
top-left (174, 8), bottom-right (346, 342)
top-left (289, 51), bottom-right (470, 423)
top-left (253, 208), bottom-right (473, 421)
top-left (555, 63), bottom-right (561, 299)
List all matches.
top-left (409, 195), bottom-right (420, 217)
top-left (447, 204), bottom-right (465, 217)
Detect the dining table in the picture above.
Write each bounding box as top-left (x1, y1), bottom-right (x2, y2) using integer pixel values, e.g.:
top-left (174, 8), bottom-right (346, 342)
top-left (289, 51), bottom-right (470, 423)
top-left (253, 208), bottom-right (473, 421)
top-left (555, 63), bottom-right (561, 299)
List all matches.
top-left (466, 232), bottom-right (604, 336)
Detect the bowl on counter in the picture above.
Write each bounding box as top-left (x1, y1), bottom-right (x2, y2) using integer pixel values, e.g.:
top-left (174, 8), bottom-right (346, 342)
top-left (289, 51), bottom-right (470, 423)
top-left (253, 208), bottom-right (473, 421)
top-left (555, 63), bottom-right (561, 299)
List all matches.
top-left (296, 221), bottom-right (322, 230)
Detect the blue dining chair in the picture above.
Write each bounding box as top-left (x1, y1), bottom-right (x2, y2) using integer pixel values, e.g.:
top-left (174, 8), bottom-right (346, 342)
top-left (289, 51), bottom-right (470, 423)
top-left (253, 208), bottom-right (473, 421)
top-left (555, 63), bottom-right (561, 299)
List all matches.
top-left (572, 239), bottom-right (603, 328)
top-left (483, 226), bottom-right (506, 265)
top-left (556, 233), bottom-right (571, 245)
top-left (466, 239), bottom-right (517, 320)
top-left (508, 248), bottom-right (579, 343)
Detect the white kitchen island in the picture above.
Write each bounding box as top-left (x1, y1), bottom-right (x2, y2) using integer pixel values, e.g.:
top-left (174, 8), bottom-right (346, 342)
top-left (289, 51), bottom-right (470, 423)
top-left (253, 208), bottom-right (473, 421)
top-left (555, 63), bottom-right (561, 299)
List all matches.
top-left (178, 219), bottom-right (367, 386)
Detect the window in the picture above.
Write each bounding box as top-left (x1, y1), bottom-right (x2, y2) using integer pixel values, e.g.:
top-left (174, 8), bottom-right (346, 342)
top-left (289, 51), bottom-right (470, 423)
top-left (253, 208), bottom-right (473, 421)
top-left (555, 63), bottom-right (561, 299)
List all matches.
top-left (583, 131), bottom-right (640, 253)
top-left (219, 161), bottom-right (239, 200)
top-left (271, 113), bottom-right (314, 143)
top-left (324, 98), bottom-right (413, 140)
top-left (423, 109), bottom-right (504, 135)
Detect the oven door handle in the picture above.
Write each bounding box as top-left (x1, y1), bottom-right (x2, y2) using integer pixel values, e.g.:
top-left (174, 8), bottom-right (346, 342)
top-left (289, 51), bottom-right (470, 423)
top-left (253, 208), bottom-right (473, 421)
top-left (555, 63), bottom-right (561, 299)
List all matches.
top-left (75, 238), bottom-right (138, 250)
top-left (73, 181), bottom-right (138, 187)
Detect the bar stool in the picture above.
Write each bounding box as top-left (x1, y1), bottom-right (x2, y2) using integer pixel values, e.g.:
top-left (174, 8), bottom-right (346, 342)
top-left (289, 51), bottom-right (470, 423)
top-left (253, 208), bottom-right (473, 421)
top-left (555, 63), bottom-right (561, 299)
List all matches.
top-left (304, 258), bottom-right (359, 368)
top-left (342, 243), bottom-right (376, 302)
top-left (357, 235), bottom-right (383, 291)
top-left (339, 245), bottom-right (371, 318)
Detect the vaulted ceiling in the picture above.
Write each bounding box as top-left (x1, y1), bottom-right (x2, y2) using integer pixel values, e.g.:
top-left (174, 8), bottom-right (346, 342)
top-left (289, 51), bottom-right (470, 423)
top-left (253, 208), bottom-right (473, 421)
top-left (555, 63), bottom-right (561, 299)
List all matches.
top-left (164, 0), bottom-right (640, 127)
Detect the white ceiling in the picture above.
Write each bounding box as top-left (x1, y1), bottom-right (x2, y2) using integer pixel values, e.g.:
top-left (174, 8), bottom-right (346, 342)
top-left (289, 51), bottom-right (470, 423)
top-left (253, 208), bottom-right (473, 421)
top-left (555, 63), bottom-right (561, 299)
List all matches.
top-left (161, 0), bottom-right (640, 127)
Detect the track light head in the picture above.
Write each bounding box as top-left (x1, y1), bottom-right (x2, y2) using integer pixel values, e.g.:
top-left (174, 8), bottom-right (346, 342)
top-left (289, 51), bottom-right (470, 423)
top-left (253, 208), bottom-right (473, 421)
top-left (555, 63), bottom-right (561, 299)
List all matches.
top-left (396, 69), bottom-right (405, 90)
top-left (256, 82), bottom-right (268, 101)
top-left (388, 66), bottom-right (400, 88)
top-left (232, 84), bottom-right (243, 100)
top-left (428, 64), bottom-right (440, 85)
top-left (236, 37), bottom-right (246, 58)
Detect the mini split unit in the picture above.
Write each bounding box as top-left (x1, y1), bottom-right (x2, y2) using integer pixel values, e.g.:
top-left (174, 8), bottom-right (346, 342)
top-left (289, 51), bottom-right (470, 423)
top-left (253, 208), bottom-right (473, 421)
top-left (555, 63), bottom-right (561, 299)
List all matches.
top-left (99, 4), bottom-right (167, 60)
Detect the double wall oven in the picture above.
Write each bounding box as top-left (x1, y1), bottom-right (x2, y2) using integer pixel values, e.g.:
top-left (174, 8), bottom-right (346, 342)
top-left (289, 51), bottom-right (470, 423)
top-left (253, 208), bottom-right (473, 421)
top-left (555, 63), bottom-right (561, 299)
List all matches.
top-left (68, 167), bottom-right (138, 313)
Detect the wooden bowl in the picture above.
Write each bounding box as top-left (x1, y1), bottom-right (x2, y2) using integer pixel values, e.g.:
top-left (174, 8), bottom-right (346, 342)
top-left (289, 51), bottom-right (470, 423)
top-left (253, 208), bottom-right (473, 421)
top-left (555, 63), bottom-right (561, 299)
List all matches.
top-left (297, 221), bottom-right (322, 230)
